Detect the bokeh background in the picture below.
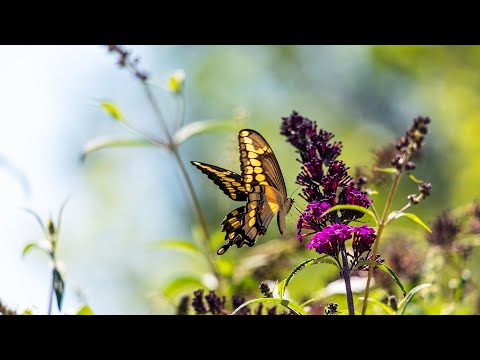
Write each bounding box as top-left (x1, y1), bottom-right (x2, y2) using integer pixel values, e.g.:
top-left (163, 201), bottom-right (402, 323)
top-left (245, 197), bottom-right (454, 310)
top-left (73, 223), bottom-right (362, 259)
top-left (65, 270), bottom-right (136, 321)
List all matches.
top-left (1, 45), bottom-right (479, 314)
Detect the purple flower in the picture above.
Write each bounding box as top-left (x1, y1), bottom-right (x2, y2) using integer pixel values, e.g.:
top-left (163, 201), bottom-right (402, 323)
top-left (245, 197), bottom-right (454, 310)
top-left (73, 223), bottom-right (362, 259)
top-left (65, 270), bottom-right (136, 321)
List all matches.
top-left (352, 224), bottom-right (376, 258)
top-left (296, 201), bottom-right (331, 240)
top-left (306, 224), bottom-right (354, 259)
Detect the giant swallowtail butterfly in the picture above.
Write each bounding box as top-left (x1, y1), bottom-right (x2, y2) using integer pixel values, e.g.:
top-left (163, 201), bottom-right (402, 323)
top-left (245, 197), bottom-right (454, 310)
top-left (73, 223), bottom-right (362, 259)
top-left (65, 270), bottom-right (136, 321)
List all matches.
top-left (191, 129), bottom-right (293, 255)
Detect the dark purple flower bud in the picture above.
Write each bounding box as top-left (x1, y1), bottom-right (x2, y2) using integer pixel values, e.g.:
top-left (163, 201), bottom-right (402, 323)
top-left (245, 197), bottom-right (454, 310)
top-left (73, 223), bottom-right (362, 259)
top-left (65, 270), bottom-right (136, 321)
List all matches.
top-left (352, 225), bottom-right (376, 258)
top-left (192, 289), bottom-right (207, 314)
top-left (176, 295), bottom-right (190, 315)
top-left (405, 161), bottom-right (416, 170)
top-left (232, 295), bottom-right (250, 315)
top-left (419, 182), bottom-right (432, 197)
top-left (205, 291), bottom-right (227, 315)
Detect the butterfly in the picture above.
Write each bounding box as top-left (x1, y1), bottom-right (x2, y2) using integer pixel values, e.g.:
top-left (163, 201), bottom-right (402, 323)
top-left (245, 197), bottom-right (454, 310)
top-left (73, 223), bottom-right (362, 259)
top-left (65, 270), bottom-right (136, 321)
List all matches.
top-left (191, 129), bottom-right (293, 255)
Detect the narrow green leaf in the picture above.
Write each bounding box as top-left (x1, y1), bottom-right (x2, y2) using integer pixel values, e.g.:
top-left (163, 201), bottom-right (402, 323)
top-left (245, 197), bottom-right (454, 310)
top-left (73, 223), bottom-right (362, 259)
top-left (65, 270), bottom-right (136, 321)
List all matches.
top-left (21, 208), bottom-right (45, 234)
top-left (152, 240), bottom-right (203, 257)
top-left (22, 243), bottom-right (42, 258)
top-left (408, 173), bottom-right (424, 184)
top-left (173, 120), bottom-right (236, 146)
top-left (281, 256), bottom-right (339, 298)
top-left (81, 136), bottom-right (162, 162)
top-left (231, 297), bottom-right (308, 315)
top-left (76, 305), bottom-right (94, 315)
top-left (277, 280), bottom-right (287, 299)
top-left (100, 101), bottom-right (126, 123)
top-left (358, 297), bottom-right (395, 315)
top-left (321, 205), bottom-right (378, 227)
top-left (53, 268), bottom-right (65, 311)
top-left (390, 212), bottom-right (432, 233)
top-left (163, 276), bottom-right (205, 300)
top-left (355, 261), bottom-right (406, 297)
top-left (398, 283), bottom-right (432, 315)
top-left (299, 298), bottom-right (317, 308)
top-left (374, 167), bottom-right (398, 174)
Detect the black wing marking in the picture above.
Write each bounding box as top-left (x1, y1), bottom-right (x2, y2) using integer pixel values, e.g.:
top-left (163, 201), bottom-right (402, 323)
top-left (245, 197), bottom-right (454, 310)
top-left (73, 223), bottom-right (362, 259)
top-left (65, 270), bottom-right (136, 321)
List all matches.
top-left (191, 161), bottom-right (249, 201)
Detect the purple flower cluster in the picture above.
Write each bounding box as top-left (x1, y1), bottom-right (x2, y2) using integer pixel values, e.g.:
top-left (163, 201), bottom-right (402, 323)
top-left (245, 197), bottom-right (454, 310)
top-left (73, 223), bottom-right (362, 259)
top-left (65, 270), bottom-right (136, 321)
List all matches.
top-left (281, 111), bottom-right (376, 266)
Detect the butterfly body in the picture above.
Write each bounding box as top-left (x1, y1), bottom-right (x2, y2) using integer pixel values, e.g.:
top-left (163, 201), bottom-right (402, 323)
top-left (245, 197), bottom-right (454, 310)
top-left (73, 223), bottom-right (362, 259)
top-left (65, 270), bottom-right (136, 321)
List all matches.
top-left (191, 129), bottom-right (293, 255)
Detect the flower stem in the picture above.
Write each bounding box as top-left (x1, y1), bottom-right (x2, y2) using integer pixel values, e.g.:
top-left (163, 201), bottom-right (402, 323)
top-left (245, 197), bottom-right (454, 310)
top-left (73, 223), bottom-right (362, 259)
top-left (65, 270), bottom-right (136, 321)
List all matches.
top-left (47, 271), bottom-right (54, 315)
top-left (361, 172), bottom-right (402, 315)
top-left (141, 82), bottom-right (220, 280)
top-left (341, 248), bottom-right (354, 315)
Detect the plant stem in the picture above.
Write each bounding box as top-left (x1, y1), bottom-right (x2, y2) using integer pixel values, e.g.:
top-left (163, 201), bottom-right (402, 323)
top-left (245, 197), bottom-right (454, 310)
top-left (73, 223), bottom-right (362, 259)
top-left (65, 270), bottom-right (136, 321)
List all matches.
top-left (341, 248), bottom-right (355, 315)
top-left (142, 82), bottom-right (221, 280)
top-left (47, 271), bottom-right (54, 315)
top-left (361, 172), bottom-right (403, 315)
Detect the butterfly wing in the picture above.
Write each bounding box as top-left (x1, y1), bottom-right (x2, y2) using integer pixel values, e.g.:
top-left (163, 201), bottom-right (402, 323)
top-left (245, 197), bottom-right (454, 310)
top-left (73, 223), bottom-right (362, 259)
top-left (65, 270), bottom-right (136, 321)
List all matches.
top-left (217, 185), bottom-right (273, 255)
top-left (238, 129), bottom-right (287, 198)
top-left (191, 161), bottom-right (248, 201)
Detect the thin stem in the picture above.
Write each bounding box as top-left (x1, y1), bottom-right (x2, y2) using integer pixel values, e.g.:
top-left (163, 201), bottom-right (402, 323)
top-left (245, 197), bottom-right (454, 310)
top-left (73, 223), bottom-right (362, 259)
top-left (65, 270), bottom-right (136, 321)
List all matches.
top-left (361, 172), bottom-right (403, 315)
top-left (171, 148), bottom-right (219, 278)
top-left (143, 83), bottom-right (174, 145)
top-left (142, 81), bottom-right (220, 280)
top-left (175, 93), bottom-right (186, 131)
top-left (369, 202), bottom-right (381, 224)
top-left (341, 248), bottom-right (354, 315)
top-left (47, 271), bottom-right (54, 315)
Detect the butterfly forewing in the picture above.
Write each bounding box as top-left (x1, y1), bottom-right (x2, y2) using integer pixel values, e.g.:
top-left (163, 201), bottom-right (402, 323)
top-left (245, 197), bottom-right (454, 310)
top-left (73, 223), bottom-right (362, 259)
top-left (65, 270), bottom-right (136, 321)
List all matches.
top-left (238, 129), bottom-right (287, 197)
top-left (191, 161), bottom-right (248, 201)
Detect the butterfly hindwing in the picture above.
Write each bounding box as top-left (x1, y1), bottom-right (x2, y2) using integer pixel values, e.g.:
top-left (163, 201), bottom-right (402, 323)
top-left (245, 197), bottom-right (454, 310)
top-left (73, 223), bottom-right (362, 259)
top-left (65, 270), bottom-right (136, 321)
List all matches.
top-left (191, 161), bottom-right (248, 201)
top-left (217, 185), bottom-right (268, 255)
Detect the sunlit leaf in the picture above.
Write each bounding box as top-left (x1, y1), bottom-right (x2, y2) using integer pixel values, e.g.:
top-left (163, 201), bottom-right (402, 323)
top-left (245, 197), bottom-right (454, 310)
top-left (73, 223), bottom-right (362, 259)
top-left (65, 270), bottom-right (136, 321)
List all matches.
top-left (388, 212), bottom-right (432, 233)
top-left (358, 297), bottom-right (395, 315)
top-left (299, 298), bottom-right (317, 308)
top-left (398, 283), bottom-right (432, 315)
top-left (321, 205), bottom-right (378, 227)
top-left (81, 136), bottom-right (162, 162)
top-left (356, 261), bottom-right (406, 297)
top-left (373, 167), bottom-right (398, 174)
top-left (280, 256), bottom-right (339, 298)
top-left (21, 208), bottom-right (45, 234)
top-left (53, 268), bottom-right (65, 311)
top-left (408, 173), bottom-right (424, 184)
top-left (163, 276), bottom-right (205, 300)
top-left (173, 120), bottom-right (236, 146)
top-left (22, 243), bottom-right (43, 258)
top-left (231, 297), bottom-right (308, 315)
top-left (100, 101), bottom-right (126, 123)
top-left (152, 240), bottom-right (203, 257)
top-left (277, 280), bottom-right (287, 299)
top-left (76, 305), bottom-right (94, 315)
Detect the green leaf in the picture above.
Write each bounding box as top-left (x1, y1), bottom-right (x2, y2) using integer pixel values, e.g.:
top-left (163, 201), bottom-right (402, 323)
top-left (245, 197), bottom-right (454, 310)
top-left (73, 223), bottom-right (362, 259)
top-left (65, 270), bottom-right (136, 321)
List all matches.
top-left (358, 297), bottom-right (395, 315)
top-left (173, 120), bottom-right (236, 146)
top-left (321, 204), bottom-right (378, 227)
top-left (22, 243), bottom-right (43, 258)
top-left (408, 173), bottom-right (424, 184)
top-left (163, 276), bottom-right (205, 300)
top-left (277, 280), bottom-right (287, 299)
top-left (53, 268), bottom-right (65, 311)
top-left (374, 167), bottom-right (398, 174)
top-left (76, 305), bottom-right (94, 315)
top-left (231, 297), bottom-right (308, 315)
top-left (100, 101), bottom-right (126, 123)
top-left (299, 298), bottom-right (317, 308)
top-left (398, 283), bottom-right (432, 315)
top-left (280, 256), bottom-right (339, 298)
top-left (355, 261), bottom-right (406, 297)
top-left (152, 240), bottom-right (203, 257)
top-left (21, 208), bottom-right (45, 234)
top-left (389, 212), bottom-right (432, 233)
top-left (81, 136), bottom-right (162, 162)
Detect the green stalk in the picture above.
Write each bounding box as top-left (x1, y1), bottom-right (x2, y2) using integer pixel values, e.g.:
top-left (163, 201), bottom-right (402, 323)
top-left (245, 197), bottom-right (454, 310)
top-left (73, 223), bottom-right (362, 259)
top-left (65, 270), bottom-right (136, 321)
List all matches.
top-left (361, 172), bottom-right (403, 315)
